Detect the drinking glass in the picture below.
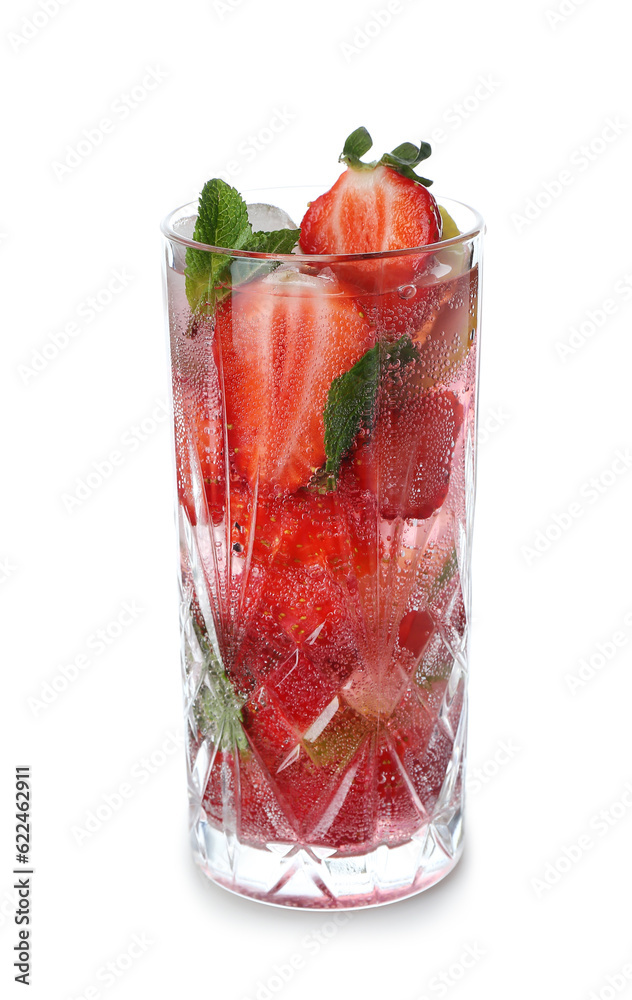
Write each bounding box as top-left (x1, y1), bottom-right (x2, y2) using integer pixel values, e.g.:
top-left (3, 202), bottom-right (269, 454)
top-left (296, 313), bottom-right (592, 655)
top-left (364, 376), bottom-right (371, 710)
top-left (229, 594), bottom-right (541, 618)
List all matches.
top-left (161, 190), bottom-right (483, 908)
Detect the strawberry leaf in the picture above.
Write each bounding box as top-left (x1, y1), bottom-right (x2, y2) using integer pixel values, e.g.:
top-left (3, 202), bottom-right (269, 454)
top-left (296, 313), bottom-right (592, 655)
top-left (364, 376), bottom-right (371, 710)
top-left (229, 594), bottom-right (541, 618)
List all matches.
top-left (380, 140), bottom-right (433, 186)
top-left (390, 140), bottom-right (431, 165)
top-left (321, 336), bottom-right (419, 485)
top-left (339, 127), bottom-right (434, 187)
top-left (340, 126), bottom-right (374, 165)
top-left (184, 178), bottom-right (300, 313)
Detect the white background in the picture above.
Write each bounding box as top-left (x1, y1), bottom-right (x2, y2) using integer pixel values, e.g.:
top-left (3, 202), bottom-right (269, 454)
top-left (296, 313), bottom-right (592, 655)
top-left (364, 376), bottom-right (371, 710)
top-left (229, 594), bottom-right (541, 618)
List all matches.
top-left (2, 0), bottom-right (632, 997)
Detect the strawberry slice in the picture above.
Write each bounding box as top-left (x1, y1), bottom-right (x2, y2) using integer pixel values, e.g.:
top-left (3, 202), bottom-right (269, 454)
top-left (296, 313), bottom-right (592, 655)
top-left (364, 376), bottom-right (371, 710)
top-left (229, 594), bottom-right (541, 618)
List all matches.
top-left (340, 385), bottom-right (463, 521)
top-left (214, 268), bottom-right (374, 494)
top-left (300, 128), bottom-right (441, 289)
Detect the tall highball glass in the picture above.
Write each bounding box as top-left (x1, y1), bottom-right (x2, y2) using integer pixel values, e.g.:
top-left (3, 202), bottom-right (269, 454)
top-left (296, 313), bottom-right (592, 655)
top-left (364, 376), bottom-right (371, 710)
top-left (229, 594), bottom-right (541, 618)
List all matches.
top-left (161, 190), bottom-right (483, 908)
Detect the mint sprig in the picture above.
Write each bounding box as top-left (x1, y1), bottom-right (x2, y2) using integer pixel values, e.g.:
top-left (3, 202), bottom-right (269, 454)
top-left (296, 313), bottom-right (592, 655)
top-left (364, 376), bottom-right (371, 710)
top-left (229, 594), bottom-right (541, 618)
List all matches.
top-left (339, 127), bottom-right (433, 187)
top-left (321, 336), bottom-right (419, 486)
top-left (184, 178), bottom-right (300, 313)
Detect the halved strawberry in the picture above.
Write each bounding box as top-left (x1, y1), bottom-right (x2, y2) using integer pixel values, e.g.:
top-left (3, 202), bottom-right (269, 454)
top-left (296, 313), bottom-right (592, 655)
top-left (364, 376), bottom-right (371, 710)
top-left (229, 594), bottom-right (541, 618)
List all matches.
top-left (214, 268), bottom-right (374, 494)
top-left (228, 485), bottom-right (365, 690)
top-left (300, 128), bottom-right (441, 289)
top-left (340, 384), bottom-right (463, 521)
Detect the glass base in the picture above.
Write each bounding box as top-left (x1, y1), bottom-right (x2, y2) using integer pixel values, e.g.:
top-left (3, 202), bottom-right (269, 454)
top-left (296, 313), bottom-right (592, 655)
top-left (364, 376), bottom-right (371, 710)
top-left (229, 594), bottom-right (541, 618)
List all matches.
top-left (192, 811), bottom-right (463, 909)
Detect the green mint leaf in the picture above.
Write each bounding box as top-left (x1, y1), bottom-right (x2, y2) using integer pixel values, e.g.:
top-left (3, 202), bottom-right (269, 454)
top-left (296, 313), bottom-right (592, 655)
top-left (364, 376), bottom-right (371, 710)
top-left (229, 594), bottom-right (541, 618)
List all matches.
top-left (191, 619), bottom-right (249, 753)
top-left (338, 127), bottom-right (434, 186)
top-left (323, 348), bottom-right (379, 480)
top-left (184, 178), bottom-right (301, 313)
top-left (427, 547), bottom-right (458, 604)
top-left (340, 126), bottom-right (374, 165)
top-left (185, 248), bottom-right (232, 314)
top-left (248, 228), bottom-right (301, 254)
top-left (229, 227), bottom-right (301, 288)
top-left (195, 178), bottom-right (252, 250)
top-left (321, 336), bottom-right (419, 485)
top-left (185, 179), bottom-right (250, 313)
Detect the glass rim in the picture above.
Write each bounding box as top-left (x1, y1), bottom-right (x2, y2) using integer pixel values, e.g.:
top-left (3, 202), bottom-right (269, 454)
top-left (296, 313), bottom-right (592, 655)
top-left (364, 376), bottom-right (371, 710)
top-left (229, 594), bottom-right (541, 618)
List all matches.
top-left (160, 193), bottom-right (484, 263)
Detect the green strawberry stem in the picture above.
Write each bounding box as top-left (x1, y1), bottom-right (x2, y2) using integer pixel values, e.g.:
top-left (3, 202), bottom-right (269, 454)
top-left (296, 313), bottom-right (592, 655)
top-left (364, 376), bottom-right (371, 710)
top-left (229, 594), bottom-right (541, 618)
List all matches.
top-left (340, 126), bottom-right (434, 187)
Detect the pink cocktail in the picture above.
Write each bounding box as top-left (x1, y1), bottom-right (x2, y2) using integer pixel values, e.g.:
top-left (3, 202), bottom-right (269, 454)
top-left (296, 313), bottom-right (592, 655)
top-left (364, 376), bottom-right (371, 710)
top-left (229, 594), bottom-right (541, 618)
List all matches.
top-left (162, 129), bottom-right (483, 907)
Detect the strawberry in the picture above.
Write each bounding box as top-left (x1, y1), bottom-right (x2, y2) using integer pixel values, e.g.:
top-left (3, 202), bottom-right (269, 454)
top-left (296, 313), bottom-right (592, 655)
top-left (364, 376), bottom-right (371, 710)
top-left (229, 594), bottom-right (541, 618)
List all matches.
top-left (340, 383), bottom-right (463, 521)
top-left (214, 268), bottom-right (374, 494)
top-left (300, 127), bottom-right (441, 289)
top-left (229, 485), bottom-right (364, 690)
top-left (398, 609), bottom-right (435, 658)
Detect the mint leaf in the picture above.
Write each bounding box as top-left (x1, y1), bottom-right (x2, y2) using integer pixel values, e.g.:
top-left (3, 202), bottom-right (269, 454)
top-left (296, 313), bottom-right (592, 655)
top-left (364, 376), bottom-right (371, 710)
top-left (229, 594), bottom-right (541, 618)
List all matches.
top-left (323, 349), bottom-right (379, 480)
top-left (191, 619), bottom-right (249, 753)
top-left (185, 179), bottom-right (250, 313)
top-left (184, 178), bottom-right (300, 313)
top-left (195, 178), bottom-right (252, 251)
top-left (339, 127), bottom-right (434, 187)
top-left (230, 227), bottom-right (301, 288)
top-left (340, 126), bottom-right (373, 165)
top-left (321, 337), bottom-right (418, 485)
top-left (248, 228), bottom-right (301, 254)
top-left (427, 547), bottom-right (458, 604)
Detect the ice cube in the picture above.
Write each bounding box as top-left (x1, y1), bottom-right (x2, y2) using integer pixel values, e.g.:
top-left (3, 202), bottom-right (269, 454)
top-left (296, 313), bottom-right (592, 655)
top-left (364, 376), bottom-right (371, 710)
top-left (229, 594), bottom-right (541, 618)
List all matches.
top-left (262, 264), bottom-right (335, 290)
top-left (247, 202), bottom-right (297, 233)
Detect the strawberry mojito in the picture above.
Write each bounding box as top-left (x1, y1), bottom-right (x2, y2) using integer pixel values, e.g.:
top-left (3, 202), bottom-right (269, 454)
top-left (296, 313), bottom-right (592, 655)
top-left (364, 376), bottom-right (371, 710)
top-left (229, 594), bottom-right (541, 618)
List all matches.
top-left (161, 128), bottom-right (483, 908)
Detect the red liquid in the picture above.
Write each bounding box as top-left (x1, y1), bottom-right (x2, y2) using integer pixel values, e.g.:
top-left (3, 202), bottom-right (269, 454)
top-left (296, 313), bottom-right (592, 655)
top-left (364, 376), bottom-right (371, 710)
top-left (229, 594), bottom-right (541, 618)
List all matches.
top-left (171, 259), bottom-right (478, 855)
